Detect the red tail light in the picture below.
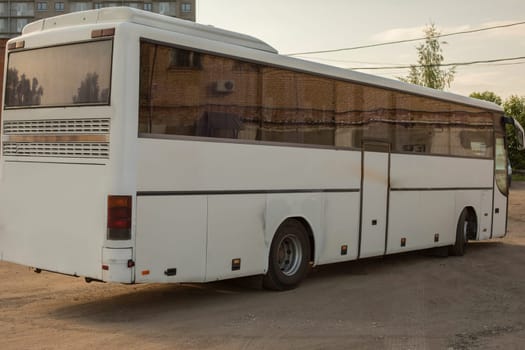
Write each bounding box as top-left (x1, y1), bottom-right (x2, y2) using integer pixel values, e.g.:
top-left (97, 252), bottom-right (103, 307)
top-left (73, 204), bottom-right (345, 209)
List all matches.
top-left (107, 195), bottom-right (132, 240)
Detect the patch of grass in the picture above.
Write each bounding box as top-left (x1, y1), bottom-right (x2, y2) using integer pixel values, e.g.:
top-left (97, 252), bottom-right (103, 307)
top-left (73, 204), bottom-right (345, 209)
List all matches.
top-left (512, 173), bottom-right (525, 182)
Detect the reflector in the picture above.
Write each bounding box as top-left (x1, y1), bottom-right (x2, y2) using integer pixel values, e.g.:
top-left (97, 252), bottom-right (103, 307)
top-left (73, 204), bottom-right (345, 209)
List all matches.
top-left (92, 28), bottom-right (115, 38)
top-left (7, 41), bottom-right (24, 50)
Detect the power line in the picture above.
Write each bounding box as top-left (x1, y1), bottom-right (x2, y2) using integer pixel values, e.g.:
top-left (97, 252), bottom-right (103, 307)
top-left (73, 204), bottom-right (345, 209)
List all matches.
top-left (306, 55), bottom-right (525, 67)
top-left (286, 20), bottom-right (525, 56)
top-left (350, 56), bottom-right (525, 70)
top-left (303, 56), bottom-right (401, 65)
top-left (491, 61), bottom-right (525, 67)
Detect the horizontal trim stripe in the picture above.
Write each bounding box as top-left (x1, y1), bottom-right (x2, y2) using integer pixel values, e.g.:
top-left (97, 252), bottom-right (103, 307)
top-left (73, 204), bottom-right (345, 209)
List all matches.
top-left (138, 187), bottom-right (495, 196)
top-left (390, 187), bottom-right (493, 192)
top-left (4, 160), bottom-right (106, 166)
top-left (4, 134), bottom-right (109, 143)
top-left (137, 188), bottom-right (360, 196)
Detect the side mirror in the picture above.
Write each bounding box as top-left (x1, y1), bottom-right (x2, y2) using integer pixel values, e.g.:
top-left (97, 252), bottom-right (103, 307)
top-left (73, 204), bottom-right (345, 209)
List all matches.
top-left (503, 116), bottom-right (525, 151)
top-left (513, 119), bottom-right (525, 151)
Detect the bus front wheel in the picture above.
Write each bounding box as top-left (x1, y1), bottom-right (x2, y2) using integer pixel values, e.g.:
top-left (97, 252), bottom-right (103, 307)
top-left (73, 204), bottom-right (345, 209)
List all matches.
top-left (449, 209), bottom-right (473, 256)
top-left (263, 220), bottom-right (311, 291)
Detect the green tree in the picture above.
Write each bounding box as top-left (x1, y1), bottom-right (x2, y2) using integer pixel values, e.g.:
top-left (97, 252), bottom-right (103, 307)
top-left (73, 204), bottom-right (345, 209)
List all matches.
top-left (469, 91), bottom-right (502, 106)
top-left (504, 95), bottom-right (525, 169)
top-left (400, 23), bottom-right (456, 90)
top-left (470, 92), bottom-right (525, 169)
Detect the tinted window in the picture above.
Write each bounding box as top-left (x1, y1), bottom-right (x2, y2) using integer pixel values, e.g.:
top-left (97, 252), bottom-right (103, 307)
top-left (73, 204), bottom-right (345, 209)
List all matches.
top-left (5, 39), bottom-right (112, 108)
top-left (139, 40), bottom-right (496, 158)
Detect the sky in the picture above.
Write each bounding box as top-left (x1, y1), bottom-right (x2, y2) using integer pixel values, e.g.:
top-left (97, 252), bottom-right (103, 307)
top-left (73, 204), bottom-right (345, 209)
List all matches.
top-left (197, 0), bottom-right (525, 100)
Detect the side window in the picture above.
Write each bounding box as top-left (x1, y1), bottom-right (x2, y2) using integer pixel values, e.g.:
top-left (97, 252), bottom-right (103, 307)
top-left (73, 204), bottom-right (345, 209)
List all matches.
top-left (138, 41), bottom-right (336, 145)
top-left (138, 41), bottom-right (259, 138)
top-left (456, 128), bottom-right (493, 157)
top-left (259, 69), bottom-right (335, 146)
top-left (137, 39), bottom-right (495, 156)
top-left (393, 124), bottom-right (433, 154)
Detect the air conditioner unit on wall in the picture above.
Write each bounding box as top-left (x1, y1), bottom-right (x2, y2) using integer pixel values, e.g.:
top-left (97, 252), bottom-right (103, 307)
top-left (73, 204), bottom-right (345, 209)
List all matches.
top-left (214, 80), bottom-right (235, 93)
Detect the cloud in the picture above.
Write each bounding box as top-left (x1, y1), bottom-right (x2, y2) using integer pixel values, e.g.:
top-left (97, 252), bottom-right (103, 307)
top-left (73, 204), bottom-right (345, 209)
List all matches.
top-left (476, 20), bottom-right (525, 38)
top-left (370, 20), bottom-right (523, 44)
top-left (371, 26), bottom-right (424, 42)
top-left (451, 66), bottom-right (525, 99)
top-left (372, 24), bottom-right (471, 42)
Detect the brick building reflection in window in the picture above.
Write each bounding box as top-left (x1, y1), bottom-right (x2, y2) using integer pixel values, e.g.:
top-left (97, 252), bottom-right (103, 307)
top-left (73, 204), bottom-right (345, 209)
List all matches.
top-left (37, 2), bottom-right (48, 11)
top-left (181, 3), bottom-right (191, 12)
top-left (169, 48), bottom-right (201, 69)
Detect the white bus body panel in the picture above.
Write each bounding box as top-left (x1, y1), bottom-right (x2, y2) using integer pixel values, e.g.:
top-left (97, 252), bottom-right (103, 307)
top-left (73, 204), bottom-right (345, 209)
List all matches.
top-left (387, 191), bottom-right (455, 254)
top-left (0, 161), bottom-right (107, 279)
top-left (318, 192), bottom-right (360, 264)
top-left (135, 196), bottom-right (207, 283)
top-left (206, 195), bottom-right (266, 281)
top-left (136, 138), bottom-right (362, 281)
top-left (136, 138), bottom-right (360, 191)
top-left (388, 155), bottom-right (494, 252)
top-left (389, 155), bottom-right (494, 189)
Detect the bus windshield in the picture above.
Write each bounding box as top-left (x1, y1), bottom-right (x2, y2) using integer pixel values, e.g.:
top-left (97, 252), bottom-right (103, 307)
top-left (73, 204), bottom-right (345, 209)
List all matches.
top-left (4, 39), bottom-right (112, 109)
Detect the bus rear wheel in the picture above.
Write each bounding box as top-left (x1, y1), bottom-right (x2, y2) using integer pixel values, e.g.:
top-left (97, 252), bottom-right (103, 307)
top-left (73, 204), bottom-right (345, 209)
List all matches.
top-left (263, 220), bottom-right (311, 291)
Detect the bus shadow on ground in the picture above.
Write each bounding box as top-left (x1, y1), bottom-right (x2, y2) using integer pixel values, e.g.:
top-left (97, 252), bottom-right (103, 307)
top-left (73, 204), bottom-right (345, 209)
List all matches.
top-left (48, 240), bottom-right (511, 326)
top-left (306, 240), bottom-right (505, 280)
top-left (49, 275), bottom-right (270, 325)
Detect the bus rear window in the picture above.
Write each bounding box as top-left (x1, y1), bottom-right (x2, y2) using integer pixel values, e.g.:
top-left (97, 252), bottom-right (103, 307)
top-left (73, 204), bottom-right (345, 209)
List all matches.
top-left (4, 39), bottom-right (112, 109)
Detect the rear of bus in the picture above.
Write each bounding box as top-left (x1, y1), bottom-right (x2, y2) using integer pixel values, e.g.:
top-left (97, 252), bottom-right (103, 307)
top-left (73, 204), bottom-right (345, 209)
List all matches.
top-left (0, 11), bottom-right (136, 282)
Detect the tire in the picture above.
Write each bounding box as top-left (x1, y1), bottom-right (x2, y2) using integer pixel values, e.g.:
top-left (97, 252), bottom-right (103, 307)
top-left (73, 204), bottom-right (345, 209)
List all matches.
top-left (263, 220), bottom-right (311, 291)
top-left (449, 209), bottom-right (469, 256)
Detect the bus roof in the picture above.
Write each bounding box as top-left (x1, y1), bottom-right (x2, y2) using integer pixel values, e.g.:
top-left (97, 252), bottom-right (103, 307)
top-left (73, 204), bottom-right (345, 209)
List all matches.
top-left (23, 7), bottom-right (278, 54)
top-left (21, 7), bottom-right (503, 113)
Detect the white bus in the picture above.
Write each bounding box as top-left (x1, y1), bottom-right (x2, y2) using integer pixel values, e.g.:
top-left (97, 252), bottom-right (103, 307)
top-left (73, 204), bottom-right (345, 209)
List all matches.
top-left (1, 8), bottom-right (523, 290)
